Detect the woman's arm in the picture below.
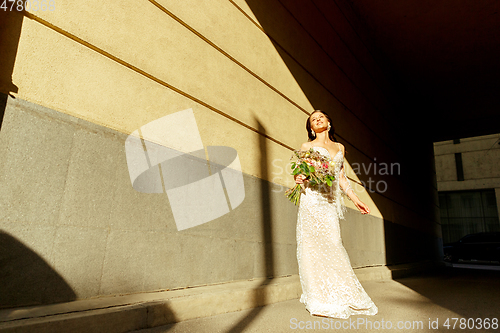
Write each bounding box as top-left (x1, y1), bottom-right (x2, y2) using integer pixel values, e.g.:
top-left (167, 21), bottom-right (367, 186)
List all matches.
top-left (339, 166), bottom-right (355, 199)
top-left (338, 144), bottom-right (370, 214)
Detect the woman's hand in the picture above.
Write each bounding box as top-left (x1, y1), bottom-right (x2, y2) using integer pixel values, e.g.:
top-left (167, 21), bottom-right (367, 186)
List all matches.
top-left (354, 200), bottom-right (370, 215)
top-left (294, 174), bottom-right (307, 184)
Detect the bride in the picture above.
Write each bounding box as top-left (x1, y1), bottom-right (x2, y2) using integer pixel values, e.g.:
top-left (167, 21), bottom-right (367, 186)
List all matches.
top-left (294, 110), bottom-right (378, 319)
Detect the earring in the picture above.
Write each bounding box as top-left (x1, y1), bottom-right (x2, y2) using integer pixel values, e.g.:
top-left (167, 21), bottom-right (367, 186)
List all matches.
top-left (311, 129), bottom-right (316, 137)
top-left (327, 123), bottom-right (331, 131)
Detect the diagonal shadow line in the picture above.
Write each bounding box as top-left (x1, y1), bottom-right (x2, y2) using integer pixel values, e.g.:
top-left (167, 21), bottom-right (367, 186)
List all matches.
top-left (229, 0), bottom-right (439, 221)
top-left (0, 9), bottom-right (22, 131)
top-left (226, 120), bottom-right (275, 333)
top-left (148, 0), bottom-right (309, 116)
top-left (21, 11), bottom-right (297, 153)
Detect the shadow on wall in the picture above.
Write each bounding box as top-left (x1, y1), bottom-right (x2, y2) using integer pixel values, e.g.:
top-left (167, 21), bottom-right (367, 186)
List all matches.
top-left (0, 9), bottom-right (77, 311)
top-left (242, 0), bottom-right (441, 266)
top-left (0, 231), bottom-right (77, 309)
top-left (384, 220), bottom-right (441, 264)
top-left (226, 120), bottom-right (275, 333)
top-left (0, 9), bottom-right (22, 131)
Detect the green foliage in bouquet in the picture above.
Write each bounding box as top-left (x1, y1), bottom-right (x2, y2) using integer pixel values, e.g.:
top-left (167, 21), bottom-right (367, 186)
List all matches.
top-left (285, 148), bottom-right (336, 205)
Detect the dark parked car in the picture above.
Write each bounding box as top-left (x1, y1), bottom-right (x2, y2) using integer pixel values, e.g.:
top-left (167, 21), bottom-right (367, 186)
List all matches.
top-left (443, 232), bottom-right (500, 264)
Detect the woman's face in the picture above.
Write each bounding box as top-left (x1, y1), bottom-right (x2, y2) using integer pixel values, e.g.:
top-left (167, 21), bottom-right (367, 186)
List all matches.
top-left (309, 112), bottom-right (329, 132)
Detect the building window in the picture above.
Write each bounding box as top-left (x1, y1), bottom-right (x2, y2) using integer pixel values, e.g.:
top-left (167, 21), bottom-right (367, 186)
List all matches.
top-left (454, 153), bottom-right (464, 181)
top-left (439, 189), bottom-right (500, 244)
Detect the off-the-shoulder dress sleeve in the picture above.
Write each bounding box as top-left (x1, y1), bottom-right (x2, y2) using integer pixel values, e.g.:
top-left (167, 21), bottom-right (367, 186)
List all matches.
top-left (337, 144), bottom-right (354, 200)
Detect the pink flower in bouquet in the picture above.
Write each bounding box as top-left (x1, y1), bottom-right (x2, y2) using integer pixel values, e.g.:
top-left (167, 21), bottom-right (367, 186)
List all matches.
top-left (285, 148), bottom-right (336, 205)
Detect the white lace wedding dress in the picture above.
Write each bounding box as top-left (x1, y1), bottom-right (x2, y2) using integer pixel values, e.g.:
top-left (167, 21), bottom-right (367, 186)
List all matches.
top-left (296, 145), bottom-right (378, 319)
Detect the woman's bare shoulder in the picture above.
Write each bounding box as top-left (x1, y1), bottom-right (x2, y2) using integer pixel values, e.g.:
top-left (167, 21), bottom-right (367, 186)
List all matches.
top-left (300, 142), bottom-right (312, 151)
top-left (335, 142), bottom-right (345, 153)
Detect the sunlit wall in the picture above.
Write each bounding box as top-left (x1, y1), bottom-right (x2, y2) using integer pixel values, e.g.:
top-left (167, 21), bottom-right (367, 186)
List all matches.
top-left (0, 0), bottom-right (440, 308)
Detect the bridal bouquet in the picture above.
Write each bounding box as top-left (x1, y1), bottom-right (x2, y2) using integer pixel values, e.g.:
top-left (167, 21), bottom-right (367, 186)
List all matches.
top-left (285, 148), bottom-right (336, 205)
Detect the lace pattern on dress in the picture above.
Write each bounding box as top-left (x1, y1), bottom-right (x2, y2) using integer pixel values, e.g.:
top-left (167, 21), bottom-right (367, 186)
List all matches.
top-left (296, 145), bottom-right (377, 319)
top-left (336, 159), bottom-right (348, 220)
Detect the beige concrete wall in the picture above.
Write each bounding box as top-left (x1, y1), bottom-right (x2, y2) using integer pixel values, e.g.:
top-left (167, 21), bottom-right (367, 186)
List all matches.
top-left (434, 134), bottom-right (500, 191)
top-left (0, 0), bottom-right (441, 308)
top-left (434, 134), bottom-right (500, 240)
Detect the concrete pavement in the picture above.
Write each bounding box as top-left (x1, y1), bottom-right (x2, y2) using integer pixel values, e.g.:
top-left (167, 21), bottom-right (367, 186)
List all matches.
top-left (1, 264), bottom-right (499, 332)
top-left (0, 262), bottom-right (433, 333)
top-left (129, 265), bottom-right (500, 333)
